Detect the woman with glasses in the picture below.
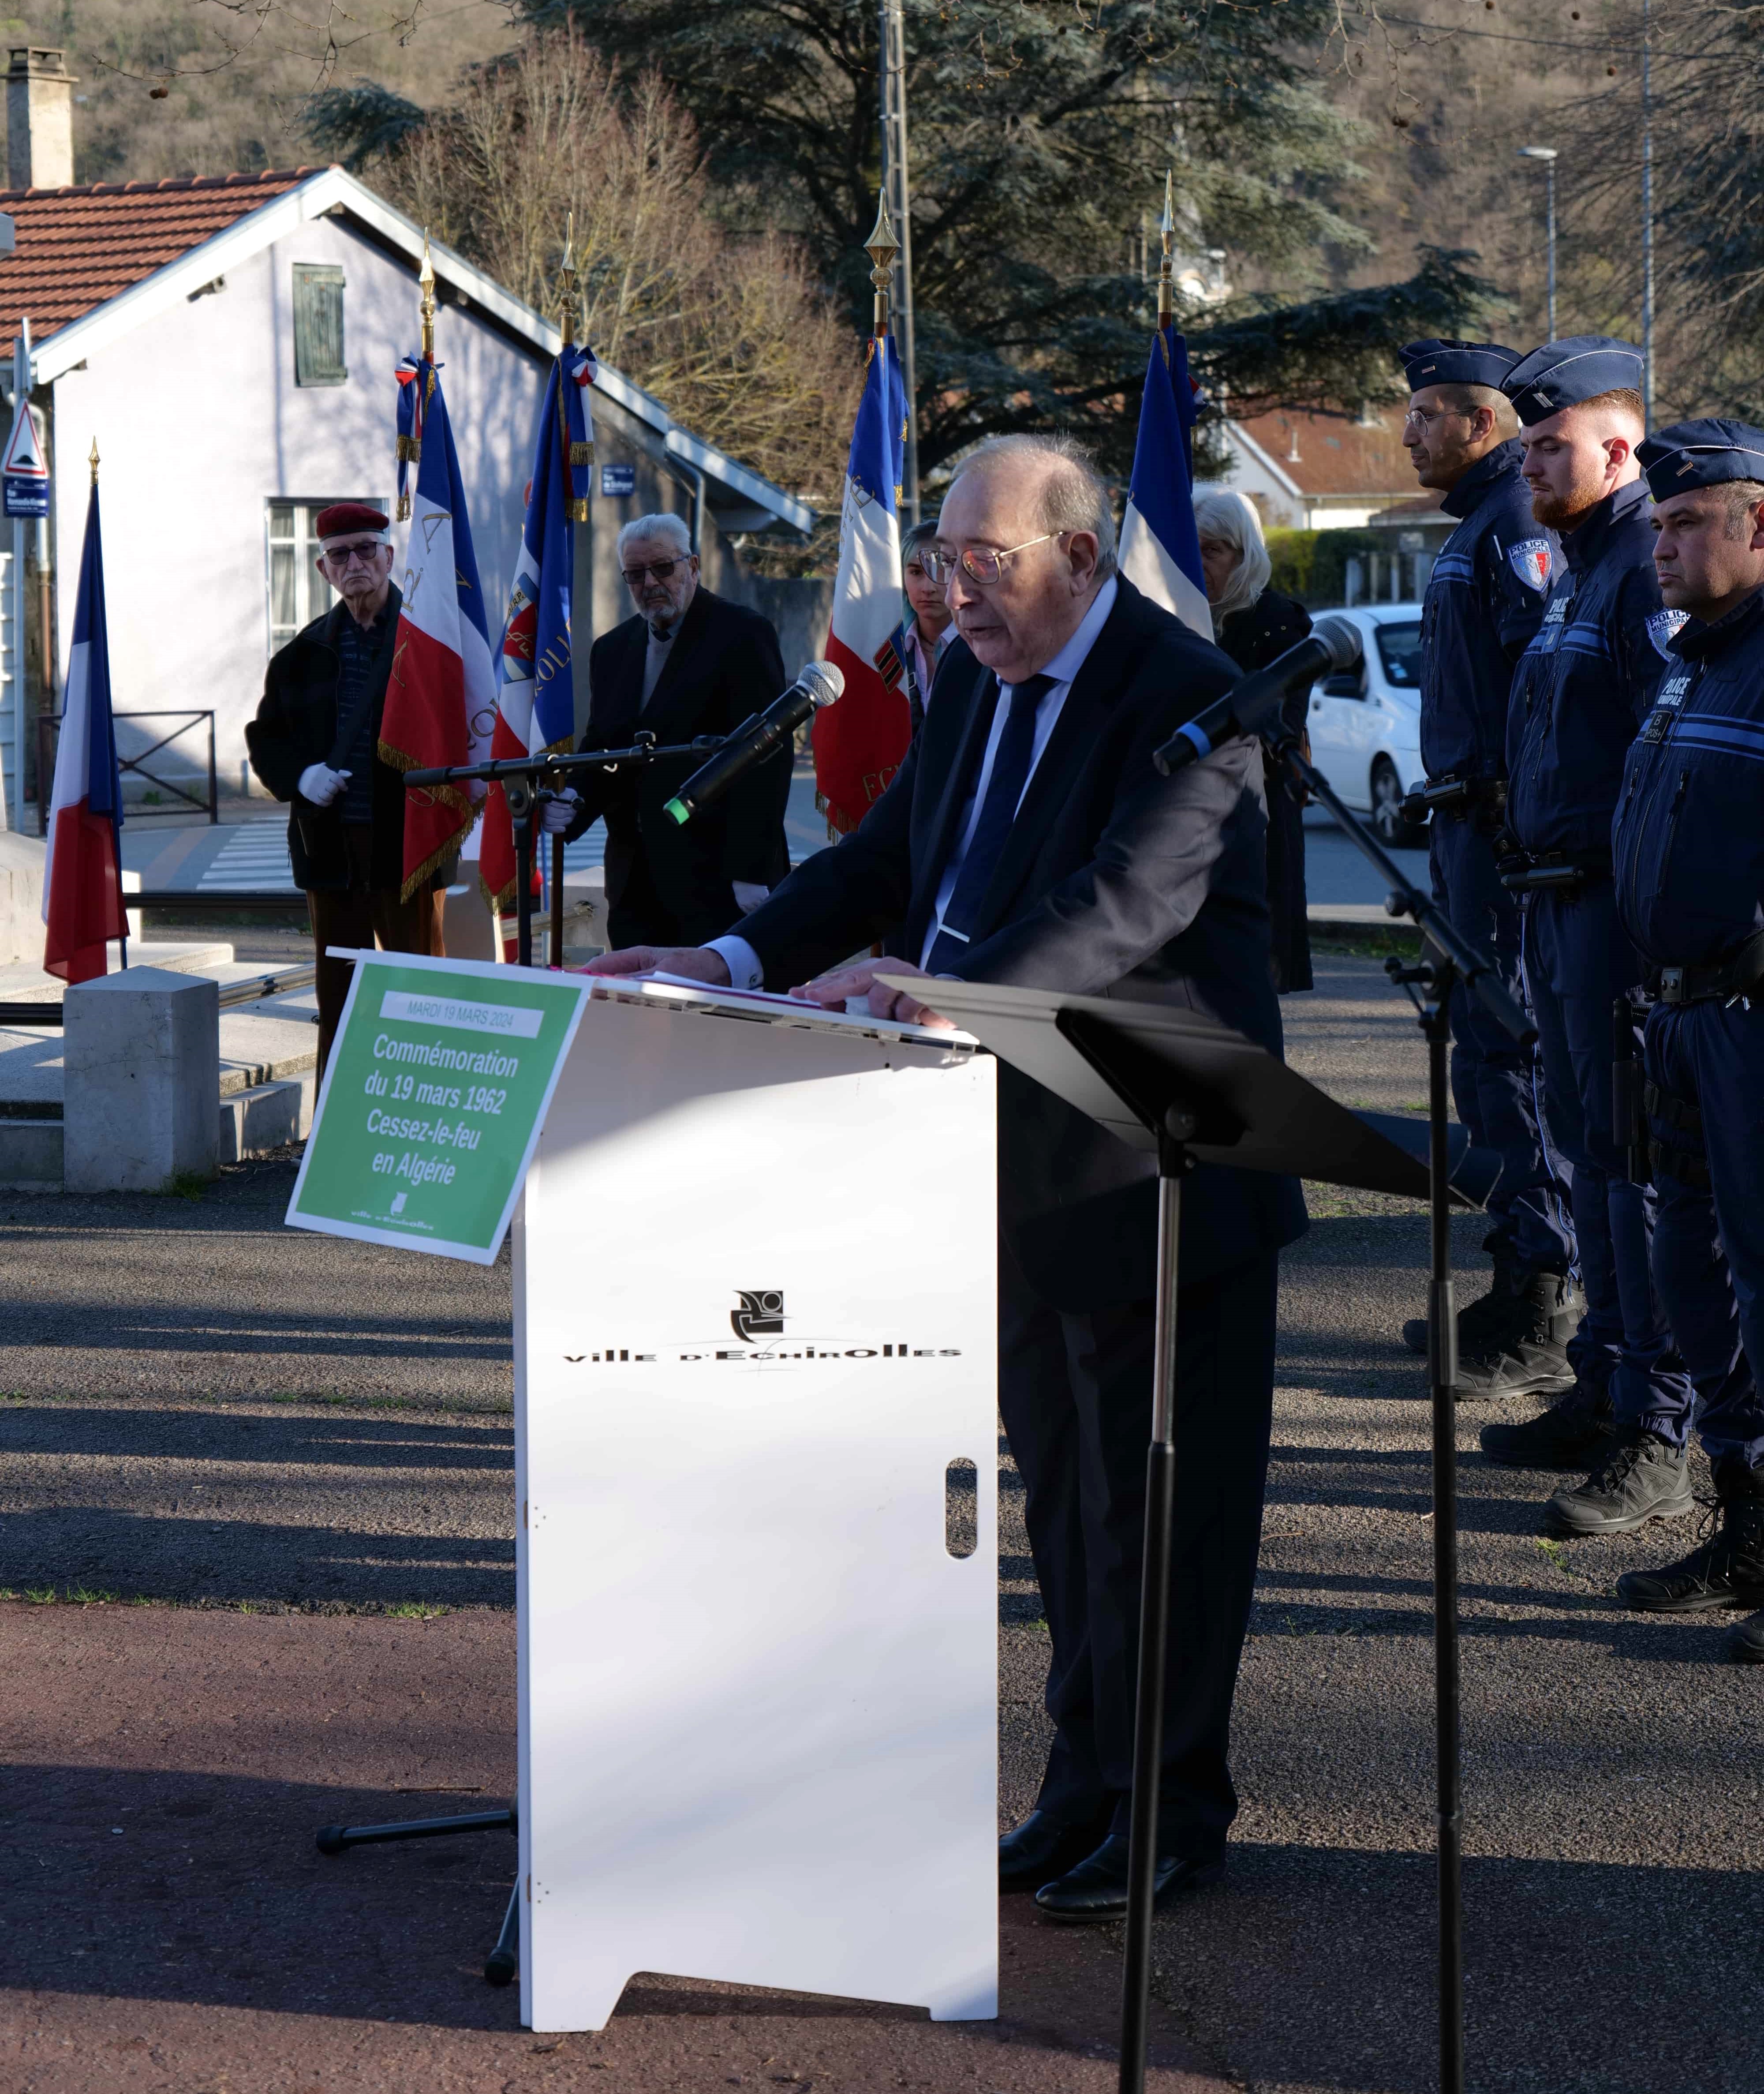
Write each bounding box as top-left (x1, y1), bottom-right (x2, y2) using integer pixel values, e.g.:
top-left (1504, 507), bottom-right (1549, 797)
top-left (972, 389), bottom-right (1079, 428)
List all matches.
top-left (1193, 489), bottom-right (1313, 993)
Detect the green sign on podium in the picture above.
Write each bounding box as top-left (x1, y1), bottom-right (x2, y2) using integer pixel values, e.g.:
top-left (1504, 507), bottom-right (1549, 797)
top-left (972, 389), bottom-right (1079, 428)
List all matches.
top-left (287, 950), bottom-right (591, 1264)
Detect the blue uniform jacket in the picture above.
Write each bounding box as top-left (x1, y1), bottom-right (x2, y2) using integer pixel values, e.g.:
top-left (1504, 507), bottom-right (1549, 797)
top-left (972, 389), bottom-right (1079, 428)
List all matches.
top-left (1419, 440), bottom-right (1556, 782)
top-left (1507, 477), bottom-right (1678, 858)
top-left (1615, 587), bottom-right (1764, 970)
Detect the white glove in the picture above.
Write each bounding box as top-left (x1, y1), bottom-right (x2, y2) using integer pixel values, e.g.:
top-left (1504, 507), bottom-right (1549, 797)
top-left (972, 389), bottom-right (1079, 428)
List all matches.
top-left (732, 881), bottom-right (770, 914)
top-left (298, 762), bottom-right (350, 808)
top-left (539, 789), bottom-right (580, 836)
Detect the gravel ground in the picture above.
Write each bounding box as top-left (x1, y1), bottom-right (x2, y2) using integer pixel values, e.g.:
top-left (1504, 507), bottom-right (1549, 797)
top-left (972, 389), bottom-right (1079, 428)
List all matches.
top-left (4, 953), bottom-right (1761, 2092)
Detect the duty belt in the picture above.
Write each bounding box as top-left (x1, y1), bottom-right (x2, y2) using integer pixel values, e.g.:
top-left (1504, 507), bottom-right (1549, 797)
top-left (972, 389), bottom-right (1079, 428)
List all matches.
top-left (1498, 847), bottom-right (1612, 896)
top-left (1401, 772), bottom-right (1508, 827)
top-left (1648, 929), bottom-right (1764, 1005)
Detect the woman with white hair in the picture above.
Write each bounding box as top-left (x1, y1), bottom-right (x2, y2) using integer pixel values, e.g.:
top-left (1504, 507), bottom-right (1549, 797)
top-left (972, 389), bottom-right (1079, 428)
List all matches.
top-left (1193, 489), bottom-right (1313, 994)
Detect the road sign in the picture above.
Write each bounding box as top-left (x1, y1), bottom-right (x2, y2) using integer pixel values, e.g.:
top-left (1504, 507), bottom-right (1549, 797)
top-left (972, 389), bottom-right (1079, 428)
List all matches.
top-left (286, 950), bottom-right (592, 1263)
top-left (600, 462), bottom-right (635, 498)
top-left (3, 401), bottom-right (47, 518)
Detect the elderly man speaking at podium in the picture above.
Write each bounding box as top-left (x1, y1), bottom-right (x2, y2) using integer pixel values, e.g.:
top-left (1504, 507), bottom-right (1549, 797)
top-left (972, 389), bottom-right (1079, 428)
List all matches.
top-left (585, 433), bottom-right (1306, 1921)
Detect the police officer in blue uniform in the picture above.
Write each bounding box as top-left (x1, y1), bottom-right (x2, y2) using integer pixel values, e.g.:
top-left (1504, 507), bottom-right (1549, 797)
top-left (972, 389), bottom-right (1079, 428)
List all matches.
top-left (1481, 337), bottom-right (1694, 1530)
top-left (1609, 420), bottom-right (1764, 1658)
top-left (1395, 339), bottom-right (1578, 1398)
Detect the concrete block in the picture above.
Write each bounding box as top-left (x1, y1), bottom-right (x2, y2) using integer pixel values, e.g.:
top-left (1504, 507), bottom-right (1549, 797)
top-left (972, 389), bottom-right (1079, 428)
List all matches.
top-left (63, 966), bottom-right (219, 1192)
top-left (0, 1112), bottom-right (62, 1190)
top-left (217, 1073), bottom-right (313, 1162)
top-left (0, 832), bottom-right (45, 965)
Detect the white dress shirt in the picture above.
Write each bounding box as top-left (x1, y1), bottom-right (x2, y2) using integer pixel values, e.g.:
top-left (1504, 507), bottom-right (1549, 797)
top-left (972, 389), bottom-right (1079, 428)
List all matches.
top-left (707, 575), bottom-right (1119, 991)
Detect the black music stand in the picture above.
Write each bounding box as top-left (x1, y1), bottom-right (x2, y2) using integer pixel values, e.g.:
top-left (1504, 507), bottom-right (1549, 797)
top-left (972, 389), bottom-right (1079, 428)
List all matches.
top-left (877, 975), bottom-right (1500, 2094)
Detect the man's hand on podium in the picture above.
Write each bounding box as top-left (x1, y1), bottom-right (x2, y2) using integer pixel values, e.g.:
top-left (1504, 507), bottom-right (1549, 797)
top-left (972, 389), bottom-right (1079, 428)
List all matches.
top-left (576, 947), bottom-right (732, 985)
top-left (791, 957), bottom-right (956, 1030)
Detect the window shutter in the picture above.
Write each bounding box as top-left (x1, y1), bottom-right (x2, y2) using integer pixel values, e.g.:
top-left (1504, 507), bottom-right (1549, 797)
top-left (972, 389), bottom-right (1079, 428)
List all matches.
top-left (293, 265), bottom-right (348, 387)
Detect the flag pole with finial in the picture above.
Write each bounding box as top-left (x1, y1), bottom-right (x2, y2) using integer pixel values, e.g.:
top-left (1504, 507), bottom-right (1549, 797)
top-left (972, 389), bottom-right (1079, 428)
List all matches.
top-left (88, 437), bottom-right (99, 487)
top-left (554, 213), bottom-right (590, 527)
top-left (419, 232), bottom-right (436, 365)
top-left (865, 191), bottom-right (899, 342)
top-left (395, 234), bottom-right (437, 522)
top-left (1156, 168), bottom-right (1176, 349)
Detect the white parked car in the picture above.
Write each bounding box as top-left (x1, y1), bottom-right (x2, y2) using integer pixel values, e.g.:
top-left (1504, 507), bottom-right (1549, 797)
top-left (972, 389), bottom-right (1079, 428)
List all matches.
top-left (1304, 603), bottom-right (1427, 847)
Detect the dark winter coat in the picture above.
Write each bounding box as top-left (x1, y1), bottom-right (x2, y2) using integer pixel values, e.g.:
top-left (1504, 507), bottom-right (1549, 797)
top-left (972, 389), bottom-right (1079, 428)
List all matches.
top-left (244, 587), bottom-right (423, 893)
top-left (1219, 587), bottom-right (1313, 993)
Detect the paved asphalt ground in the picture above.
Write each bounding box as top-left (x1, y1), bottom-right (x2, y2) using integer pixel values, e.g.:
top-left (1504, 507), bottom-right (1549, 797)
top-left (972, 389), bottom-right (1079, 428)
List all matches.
top-left (4, 952), bottom-right (1761, 2092)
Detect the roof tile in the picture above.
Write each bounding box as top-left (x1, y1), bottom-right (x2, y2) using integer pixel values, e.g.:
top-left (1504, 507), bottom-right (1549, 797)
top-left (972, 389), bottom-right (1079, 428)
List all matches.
top-left (1234, 407), bottom-right (1419, 502)
top-left (0, 167), bottom-right (321, 357)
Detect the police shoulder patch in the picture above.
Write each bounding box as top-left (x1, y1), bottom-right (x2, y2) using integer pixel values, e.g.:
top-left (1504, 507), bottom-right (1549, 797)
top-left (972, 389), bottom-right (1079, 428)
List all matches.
top-left (1506, 538), bottom-right (1553, 593)
top-left (1647, 608), bottom-right (1690, 659)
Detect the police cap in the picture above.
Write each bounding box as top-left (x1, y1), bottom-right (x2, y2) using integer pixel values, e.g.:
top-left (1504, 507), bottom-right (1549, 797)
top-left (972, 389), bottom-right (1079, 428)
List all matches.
top-left (1399, 339), bottom-right (1523, 392)
top-left (1637, 418), bottom-right (1764, 500)
top-left (1500, 336), bottom-right (1645, 425)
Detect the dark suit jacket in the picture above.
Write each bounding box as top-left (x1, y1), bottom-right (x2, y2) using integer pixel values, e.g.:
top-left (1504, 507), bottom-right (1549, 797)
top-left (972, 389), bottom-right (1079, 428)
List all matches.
top-left (1219, 588), bottom-right (1313, 994)
top-left (568, 585), bottom-right (790, 948)
top-left (245, 587), bottom-right (415, 892)
top-left (735, 574), bottom-right (1308, 1309)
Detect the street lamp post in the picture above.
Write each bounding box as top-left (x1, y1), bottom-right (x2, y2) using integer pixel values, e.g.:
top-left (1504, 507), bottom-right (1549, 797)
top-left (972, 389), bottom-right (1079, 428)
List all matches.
top-left (1517, 146), bottom-right (1559, 341)
top-left (1641, 0), bottom-right (1655, 420)
top-left (878, 0), bottom-right (920, 522)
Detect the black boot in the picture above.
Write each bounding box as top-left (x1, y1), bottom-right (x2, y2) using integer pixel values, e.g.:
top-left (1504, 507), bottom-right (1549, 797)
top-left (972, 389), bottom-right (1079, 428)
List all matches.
top-left (1617, 1459), bottom-right (1764, 1612)
top-left (1480, 1382), bottom-right (1615, 1469)
top-left (1727, 1610), bottom-right (1764, 1662)
top-left (1543, 1429), bottom-right (1695, 1538)
top-left (1403, 1233), bottom-right (1521, 1355)
top-left (1448, 1270), bottom-right (1581, 1401)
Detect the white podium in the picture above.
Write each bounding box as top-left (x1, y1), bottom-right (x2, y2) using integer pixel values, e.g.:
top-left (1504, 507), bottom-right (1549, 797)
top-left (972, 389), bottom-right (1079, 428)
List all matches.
top-left (512, 978), bottom-right (1000, 2032)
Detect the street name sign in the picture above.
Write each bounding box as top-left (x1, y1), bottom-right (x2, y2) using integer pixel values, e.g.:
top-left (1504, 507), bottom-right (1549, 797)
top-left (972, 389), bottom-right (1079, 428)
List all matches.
top-left (286, 949), bottom-right (590, 1263)
top-left (3, 401), bottom-right (48, 519)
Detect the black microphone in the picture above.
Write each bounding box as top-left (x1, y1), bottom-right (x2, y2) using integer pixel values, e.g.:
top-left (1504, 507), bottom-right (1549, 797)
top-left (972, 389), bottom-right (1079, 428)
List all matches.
top-left (663, 660), bottom-right (844, 825)
top-left (1152, 616), bottom-right (1363, 775)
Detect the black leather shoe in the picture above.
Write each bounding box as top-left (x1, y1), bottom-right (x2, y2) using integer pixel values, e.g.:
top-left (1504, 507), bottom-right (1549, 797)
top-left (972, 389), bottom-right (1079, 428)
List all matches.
top-left (998, 1810), bottom-right (1108, 1894)
top-left (1728, 1608), bottom-right (1764, 1663)
top-left (1032, 1833), bottom-right (1223, 1924)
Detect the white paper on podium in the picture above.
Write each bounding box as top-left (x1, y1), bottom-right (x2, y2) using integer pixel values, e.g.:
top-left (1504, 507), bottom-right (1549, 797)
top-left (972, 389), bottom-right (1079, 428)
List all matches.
top-left (515, 984), bottom-right (999, 2032)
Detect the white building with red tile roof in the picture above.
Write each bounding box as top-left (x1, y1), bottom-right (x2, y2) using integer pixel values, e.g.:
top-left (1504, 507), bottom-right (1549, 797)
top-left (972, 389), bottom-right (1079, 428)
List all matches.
top-left (1217, 407), bottom-right (1425, 532)
top-left (0, 126), bottom-right (813, 824)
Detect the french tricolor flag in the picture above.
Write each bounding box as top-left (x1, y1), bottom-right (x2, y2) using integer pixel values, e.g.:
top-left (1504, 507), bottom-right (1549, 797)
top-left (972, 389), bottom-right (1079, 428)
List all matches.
top-left (380, 353), bottom-right (498, 896)
top-left (479, 344), bottom-right (596, 928)
top-left (813, 332), bottom-right (911, 836)
top-left (42, 472), bottom-right (127, 983)
top-left (1117, 324), bottom-right (1213, 638)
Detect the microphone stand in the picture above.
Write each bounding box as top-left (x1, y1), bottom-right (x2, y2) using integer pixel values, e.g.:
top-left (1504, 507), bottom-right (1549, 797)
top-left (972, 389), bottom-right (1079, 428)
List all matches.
top-left (404, 734), bottom-right (725, 968)
top-left (1256, 721), bottom-right (1535, 2094)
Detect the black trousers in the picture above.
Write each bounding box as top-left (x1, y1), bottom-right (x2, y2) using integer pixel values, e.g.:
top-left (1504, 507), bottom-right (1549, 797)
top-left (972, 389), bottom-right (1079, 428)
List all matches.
top-left (1000, 1239), bottom-right (1279, 1857)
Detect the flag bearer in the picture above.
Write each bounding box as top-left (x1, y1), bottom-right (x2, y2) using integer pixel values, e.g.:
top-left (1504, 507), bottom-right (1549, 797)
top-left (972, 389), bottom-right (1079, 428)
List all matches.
top-left (246, 502), bottom-right (442, 1075)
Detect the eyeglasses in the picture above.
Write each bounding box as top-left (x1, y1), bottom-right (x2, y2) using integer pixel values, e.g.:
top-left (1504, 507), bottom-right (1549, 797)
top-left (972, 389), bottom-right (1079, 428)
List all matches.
top-left (321, 540), bottom-right (386, 568)
top-left (621, 558), bottom-right (688, 586)
top-left (920, 532), bottom-right (1062, 587)
top-left (1401, 405), bottom-right (1471, 434)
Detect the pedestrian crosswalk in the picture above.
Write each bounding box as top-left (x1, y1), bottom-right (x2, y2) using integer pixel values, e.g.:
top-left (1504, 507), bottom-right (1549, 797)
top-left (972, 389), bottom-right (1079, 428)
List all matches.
top-left (195, 813), bottom-right (610, 891)
top-left (196, 813), bottom-right (296, 892)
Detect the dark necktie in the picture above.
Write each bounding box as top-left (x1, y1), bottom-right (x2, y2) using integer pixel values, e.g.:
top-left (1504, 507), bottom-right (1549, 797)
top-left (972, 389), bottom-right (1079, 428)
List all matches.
top-left (925, 672), bottom-right (1055, 974)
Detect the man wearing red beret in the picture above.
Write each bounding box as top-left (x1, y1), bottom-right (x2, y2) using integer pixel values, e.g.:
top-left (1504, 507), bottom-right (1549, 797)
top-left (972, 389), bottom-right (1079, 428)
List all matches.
top-left (245, 502), bottom-right (446, 1073)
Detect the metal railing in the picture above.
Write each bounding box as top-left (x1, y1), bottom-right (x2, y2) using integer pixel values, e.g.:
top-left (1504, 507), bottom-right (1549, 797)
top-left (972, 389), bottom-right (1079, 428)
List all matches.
top-left (0, 962), bottom-right (317, 1031)
top-left (35, 709), bottom-right (219, 833)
